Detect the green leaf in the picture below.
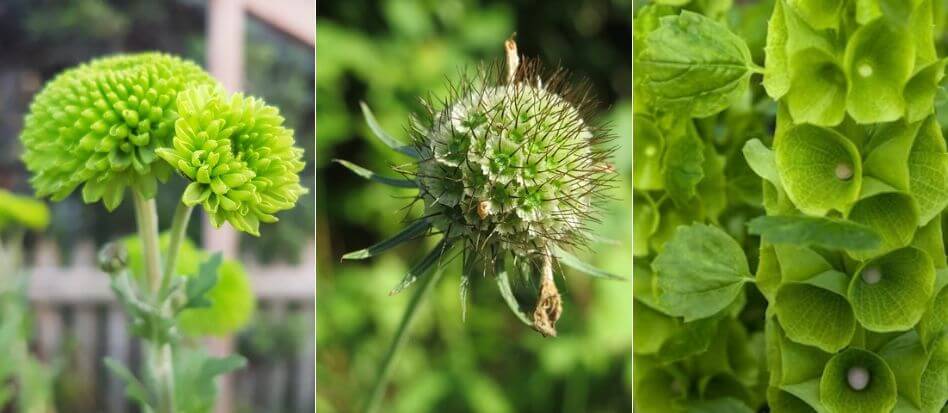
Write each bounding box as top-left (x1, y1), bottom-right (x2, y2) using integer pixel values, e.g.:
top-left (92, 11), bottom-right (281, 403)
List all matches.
top-left (333, 159), bottom-right (416, 188)
top-left (775, 272), bottom-right (856, 352)
top-left (342, 219), bottom-right (430, 260)
top-left (663, 121), bottom-right (705, 205)
top-left (653, 224), bottom-right (752, 321)
top-left (763, 0), bottom-right (790, 99)
top-left (495, 256), bottom-right (533, 328)
top-left (637, 11), bottom-right (757, 117)
top-left (633, 115), bottom-right (665, 190)
top-left (847, 192), bottom-right (919, 261)
top-left (849, 247), bottom-right (935, 332)
top-left (103, 357), bottom-right (153, 408)
top-left (183, 253), bottom-right (222, 310)
top-left (553, 246), bottom-right (625, 280)
top-left (360, 102), bottom-right (418, 158)
top-left (742, 138), bottom-right (780, 185)
top-left (844, 19), bottom-right (915, 124)
top-left (635, 368), bottom-right (687, 413)
top-left (633, 299), bottom-right (679, 355)
top-left (785, 48), bottom-right (847, 126)
top-left (747, 215), bottom-right (882, 252)
top-left (389, 239), bottom-right (449, 295)
top-left (774, 124), bottom-right (862, 215)
top-left (820, 349), bottom-right (898, 413)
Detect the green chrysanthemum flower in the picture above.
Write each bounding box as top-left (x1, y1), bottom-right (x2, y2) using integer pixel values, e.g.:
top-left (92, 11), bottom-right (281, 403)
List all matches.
top-left (124, 233), bottom-right (255, 337)
top-left (156, 86), bottom-right (307, 236)
top-left (20, 53), bottom-right (218, 210)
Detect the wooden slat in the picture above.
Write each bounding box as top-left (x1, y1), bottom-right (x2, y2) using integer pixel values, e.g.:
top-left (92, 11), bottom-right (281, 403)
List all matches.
top-left (294, 303), bottom-right (315, 411)
top-left (244, 0), bottom-right (315, 46)
top-left (266, 303), bottom-right (289, 410)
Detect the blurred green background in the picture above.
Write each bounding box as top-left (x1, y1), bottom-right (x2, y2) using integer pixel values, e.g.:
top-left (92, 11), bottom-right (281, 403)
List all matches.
top-left (315, 0), bottom-right (633, 412)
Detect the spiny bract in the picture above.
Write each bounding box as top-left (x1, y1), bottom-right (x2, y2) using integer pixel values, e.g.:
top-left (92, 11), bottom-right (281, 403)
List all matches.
top-left (20, 52), bottom-right (217, 210)
top-left (412, 62), bottom-right (614, 261)
top-left (156, 86), bottom-right (307, 236)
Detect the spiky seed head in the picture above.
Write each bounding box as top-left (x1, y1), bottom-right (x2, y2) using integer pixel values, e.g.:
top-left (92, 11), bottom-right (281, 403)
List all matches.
top-left (155, 86), bottom-right (307, 236)
top-left (410, 60), bottom-right (614, 262)
top-left (20, 53), bottom-right (218, 210)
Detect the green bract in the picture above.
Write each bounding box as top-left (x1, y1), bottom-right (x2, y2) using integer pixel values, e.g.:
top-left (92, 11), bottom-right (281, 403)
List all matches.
top-left (20, 53), bottom-right (217, 210)
top-left (156, 86), bottom-right (307, 236)
top-left (636, 1), bottom-right (948, 412)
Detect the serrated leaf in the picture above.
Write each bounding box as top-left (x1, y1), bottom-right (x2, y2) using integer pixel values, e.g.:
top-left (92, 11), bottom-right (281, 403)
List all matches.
top-left (774, 124), bottom-right (862, 215)
top-left (747, 215), bottom-right (882, 251)
top-left (849, 247), bottom-right (935, 332)
top-left (184, 253), bottom-right (222, 310)
top-left (653, 224), bottom-right (752, 321)
top-left (360, 102), bottom-right (418, 158)
top-left (663, 121), bottom-right (705, 205)
top-left (333, 159), bottom-right (416, 188)
top-left (389, 239), bottom-right (448, 295)
top-left (342, 219), bottom-right (430, 260)
top-left (637, 11), bottom-right (757, 117)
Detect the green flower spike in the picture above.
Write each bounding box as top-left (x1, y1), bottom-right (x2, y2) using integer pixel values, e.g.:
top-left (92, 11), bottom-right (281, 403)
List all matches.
top-left (20, 53), bottom-right (217, 210)
top-left (341, 39), bottom-right (619, 338)
top-left (156, 86), bottom-right (307, 236)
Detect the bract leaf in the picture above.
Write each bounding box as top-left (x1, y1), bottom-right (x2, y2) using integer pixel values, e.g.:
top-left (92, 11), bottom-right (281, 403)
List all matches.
top-left (653, 224), bottom-right (752, 321)
top-left (342, 219), bottom-right (430, 260)
top-left (637, 11), bottom-right (756, 117)
top-left (360, 102), bottom-right (418, 158)
top-left (774, 124), bottom-right (862, 215)
top-left (333, 159), bottom-right (416, 188)
top-left (747, 215), bottom-right (882, 252)
top-left (389, 239), bottom-right (449, 295)
top-left (849, 247), bottom-right (935, 332)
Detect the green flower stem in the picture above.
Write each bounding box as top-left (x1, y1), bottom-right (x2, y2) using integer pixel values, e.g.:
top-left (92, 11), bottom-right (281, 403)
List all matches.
top-left (363, 269), bottom-right (444, 413)
top-left (131, 191), bottom-right (176, 413)
top-left (161, 201), bottom-right (193, 294)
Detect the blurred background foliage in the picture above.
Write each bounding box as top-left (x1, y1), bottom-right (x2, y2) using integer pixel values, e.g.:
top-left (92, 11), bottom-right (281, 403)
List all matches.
top-left (316, 0), bottom-right (632, 412)
top-left (0, 1), bottom-right (313, 411)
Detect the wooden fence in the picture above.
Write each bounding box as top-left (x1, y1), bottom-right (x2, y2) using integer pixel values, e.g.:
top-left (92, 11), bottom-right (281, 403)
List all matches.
top-left (24, 238), bottom-right (315, 413)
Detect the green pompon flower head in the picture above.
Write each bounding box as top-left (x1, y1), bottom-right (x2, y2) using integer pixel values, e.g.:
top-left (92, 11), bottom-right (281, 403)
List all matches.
top-left (341, 39), bottom-right (619, 337)
top-left (20, 53), bottom-right (217, 210)
top-left (156, 86), bottom-right (307, 236)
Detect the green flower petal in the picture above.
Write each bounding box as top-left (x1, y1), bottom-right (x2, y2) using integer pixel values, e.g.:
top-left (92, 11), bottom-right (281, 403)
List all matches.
top-left (819, 349), bottom-right (898, 413)
top-left (849, 247), bottom-right (935, 332)
top-left (774, 124), bottom-right (862, 215)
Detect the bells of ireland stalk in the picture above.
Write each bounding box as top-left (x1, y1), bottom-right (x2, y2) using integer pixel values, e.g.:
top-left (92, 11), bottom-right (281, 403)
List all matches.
top-left (20, 53), bottom-right (217, 209)
top-left (156, 85), bottom-right (307, 236)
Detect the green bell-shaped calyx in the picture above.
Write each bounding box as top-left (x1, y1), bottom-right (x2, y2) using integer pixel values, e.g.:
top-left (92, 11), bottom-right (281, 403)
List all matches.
top-left (157, 86), bottom-right (307, 236)
top-left (20, 53), bottom-right (218, 210)
top-left (849, 247), bottom-right (935, 332)
top-left (820, 348), bottom-right (898, 413)
top-left (774, 124), bottom-right (862, 215)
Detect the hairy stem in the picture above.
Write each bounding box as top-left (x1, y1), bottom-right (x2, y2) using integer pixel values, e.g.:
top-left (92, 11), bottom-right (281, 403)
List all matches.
top-left (363, 269), bottom-right (444, 413)
top-left (131, 191), bottom-right (176, 413)
top-left (161, 201), bottom-right (193, 293)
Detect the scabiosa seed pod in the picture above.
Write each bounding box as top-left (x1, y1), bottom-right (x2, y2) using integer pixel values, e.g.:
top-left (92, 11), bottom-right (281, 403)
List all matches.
top-left (342, 39), bottom-right (618, 337)
top-left (20, 53), bottom-right (218, 210)
top-left (156, 86), bottom-right (307, 236)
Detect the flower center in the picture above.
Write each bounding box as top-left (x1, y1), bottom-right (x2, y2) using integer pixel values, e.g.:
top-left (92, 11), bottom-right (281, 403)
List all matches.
top-left (862, 267), bottom-right (881, 285)
top-left (858, 63), bottom-right (873, 78)
top-left (847, 366), bottom-right (870, 391)
top-left (835, 163), bottom-right (853, 180)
